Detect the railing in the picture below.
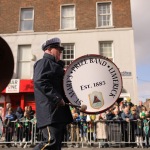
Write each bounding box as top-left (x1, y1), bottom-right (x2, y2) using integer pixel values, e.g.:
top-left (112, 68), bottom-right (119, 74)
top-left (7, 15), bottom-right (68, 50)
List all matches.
top-left (0, 120), bottom-right (149, 148)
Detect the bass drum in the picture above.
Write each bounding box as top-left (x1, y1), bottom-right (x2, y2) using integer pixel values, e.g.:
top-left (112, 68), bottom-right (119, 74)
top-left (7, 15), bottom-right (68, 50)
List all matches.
top-left (63, 54), bottom-right (122, 114)
top-left (0, 37), bottom-right (14, 92)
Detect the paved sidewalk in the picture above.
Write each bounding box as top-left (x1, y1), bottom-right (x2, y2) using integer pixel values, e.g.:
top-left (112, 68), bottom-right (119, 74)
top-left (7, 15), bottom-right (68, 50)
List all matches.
top-left (0, 143), bottom-right (146, 150)
top-left (0, 144), bottom-right (147, 150)
top-left (0, 147), bottom-right (146, 150)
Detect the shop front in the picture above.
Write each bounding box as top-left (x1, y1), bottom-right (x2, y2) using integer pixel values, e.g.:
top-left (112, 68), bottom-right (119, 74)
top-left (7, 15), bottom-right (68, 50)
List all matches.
top-left (0, 79), bottom-right (35, 118)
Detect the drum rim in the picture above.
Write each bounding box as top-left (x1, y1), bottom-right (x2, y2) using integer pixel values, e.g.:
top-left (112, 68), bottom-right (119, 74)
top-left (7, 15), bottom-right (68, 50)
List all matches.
top-left (63, 54), bottom-right (123, 114)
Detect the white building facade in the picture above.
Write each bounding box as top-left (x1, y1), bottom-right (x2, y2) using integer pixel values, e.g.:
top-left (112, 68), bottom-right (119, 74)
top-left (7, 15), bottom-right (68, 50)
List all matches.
top-left (0, 0), bottom-right (138, 111)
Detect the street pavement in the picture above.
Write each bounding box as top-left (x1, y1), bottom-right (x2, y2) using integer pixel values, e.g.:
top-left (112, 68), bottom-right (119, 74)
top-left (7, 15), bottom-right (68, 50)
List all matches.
top-left (0, 144), bottom-right (147, 150)
top-left (0, 147), bottom-right (147, 150)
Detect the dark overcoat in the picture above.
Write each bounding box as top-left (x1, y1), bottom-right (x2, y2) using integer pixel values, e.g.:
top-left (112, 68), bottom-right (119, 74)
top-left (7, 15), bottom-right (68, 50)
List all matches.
top-left (33, 53), bottom-right (73, 128)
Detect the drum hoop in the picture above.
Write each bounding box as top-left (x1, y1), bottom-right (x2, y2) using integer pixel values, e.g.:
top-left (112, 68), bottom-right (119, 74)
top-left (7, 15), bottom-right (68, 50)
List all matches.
top-left (63, 54), bottom-right (123, 114)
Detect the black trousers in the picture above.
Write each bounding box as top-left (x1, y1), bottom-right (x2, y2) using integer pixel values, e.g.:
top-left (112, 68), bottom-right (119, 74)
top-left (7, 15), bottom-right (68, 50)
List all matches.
top-left (33, 123), bottom-right (66, 150)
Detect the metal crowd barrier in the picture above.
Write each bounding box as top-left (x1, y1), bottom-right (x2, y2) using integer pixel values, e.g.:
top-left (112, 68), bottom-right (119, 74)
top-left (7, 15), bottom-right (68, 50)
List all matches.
top-left (0, 120), bottom-right (34, 148)
top-left (0, 120), bottom-right (149, 148)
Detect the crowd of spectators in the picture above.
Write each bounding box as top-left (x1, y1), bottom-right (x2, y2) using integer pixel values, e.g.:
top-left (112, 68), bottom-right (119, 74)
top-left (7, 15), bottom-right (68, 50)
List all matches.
top-left (67, 98), bottom-right (150, 148)
top-left (0, 98), bottom-right (150, 149)
top-left (0, 103), bottom-right (35, 148)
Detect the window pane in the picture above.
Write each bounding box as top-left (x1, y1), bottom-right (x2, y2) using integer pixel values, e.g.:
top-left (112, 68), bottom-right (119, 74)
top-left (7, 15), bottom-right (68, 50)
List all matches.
top-left (99, 42), bottom-right (113, 60)
top-left (20, 20), bottom-right (33, 30)
top-left (18, 45), bottom-right (32, 61)
top-left (62, 44), bottom-right (75, 68)
top-left (18, 62), bottom-right (31, 79)
top-left (62, 6), bottom-right (74, 17)
top-left (20, 8), bottom-right (34, 31)
top-left (97, 3), bottom-right (111, 27)
top-left (61, 5), bottom-right (75, 29)
top-left (106, 5), bottom-right (110, 13)
top-left (66, 60), bottom-right (72, 66)
top-left (21, 9), bottom-right (33, 19)
top-left (71, 55), bottom-right (74, 59)
top-left (18, 45), bottom-right (32, 78)
top-left (62, 18), bottom-right (74, 29)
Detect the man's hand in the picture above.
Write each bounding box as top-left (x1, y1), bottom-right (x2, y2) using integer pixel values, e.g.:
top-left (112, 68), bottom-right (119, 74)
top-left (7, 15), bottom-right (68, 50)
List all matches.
top-left (57, 99), bottom-right (65, 107)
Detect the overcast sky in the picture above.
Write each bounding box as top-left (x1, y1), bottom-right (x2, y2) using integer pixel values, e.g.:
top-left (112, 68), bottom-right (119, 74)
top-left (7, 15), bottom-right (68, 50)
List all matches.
top-left (130, 0), bottom-right (150, 101)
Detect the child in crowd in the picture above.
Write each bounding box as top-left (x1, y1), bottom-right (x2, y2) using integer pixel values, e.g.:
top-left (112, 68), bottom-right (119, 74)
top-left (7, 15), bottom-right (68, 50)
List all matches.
top-left (131, 106), bottom-right (142, 148)
top-left (15, 106), bottom-right (24, 143)
top-left (142, 111), bottom-right (150, 148)
top-left (4, 108), bottom-right (16, 147)
top-left (79, 112), bottom-right (87, 142)
top-left (87, 114), bottom-right (96, 146)
top-left (70, 107), bottom-right (80, 148)
top-left (20, 111), bottom-right (32, 148)
top-left (95, 113), bottom-right (107, 148)
top-left (27, 106), bottom-right (35, 119)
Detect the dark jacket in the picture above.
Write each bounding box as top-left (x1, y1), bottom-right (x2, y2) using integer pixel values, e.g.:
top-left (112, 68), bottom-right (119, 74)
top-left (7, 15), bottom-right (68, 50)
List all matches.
top-left (33, 53), bottom-right (73, 128)
top-left (15, 106), bottom-right (24, 120)
top-left (29, 109), bottom-right (35, 119)
top-left (121, 111), bottom-right (134, 121)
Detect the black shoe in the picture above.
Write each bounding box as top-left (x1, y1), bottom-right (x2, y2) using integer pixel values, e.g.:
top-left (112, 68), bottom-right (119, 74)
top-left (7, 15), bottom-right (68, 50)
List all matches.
top-left (105, 143), bottom-right (109, 147)
top-left (6, 144), bottom-right (11, 148)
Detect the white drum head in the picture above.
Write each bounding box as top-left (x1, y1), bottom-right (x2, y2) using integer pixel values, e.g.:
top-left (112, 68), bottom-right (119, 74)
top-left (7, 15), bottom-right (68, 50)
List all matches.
top-left (63, 54), bottom-right (122, 113)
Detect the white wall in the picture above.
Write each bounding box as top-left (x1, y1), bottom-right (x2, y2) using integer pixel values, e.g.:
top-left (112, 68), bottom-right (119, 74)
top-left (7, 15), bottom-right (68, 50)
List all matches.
top-left (1, 27), bottom-right (138, 104)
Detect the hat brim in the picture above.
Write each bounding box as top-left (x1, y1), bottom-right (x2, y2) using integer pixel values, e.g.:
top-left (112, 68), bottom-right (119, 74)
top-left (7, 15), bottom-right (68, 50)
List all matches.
top-left (59, 46), bottom-right (64, 51)
top-left (50, 45), bottom-right (64, 51)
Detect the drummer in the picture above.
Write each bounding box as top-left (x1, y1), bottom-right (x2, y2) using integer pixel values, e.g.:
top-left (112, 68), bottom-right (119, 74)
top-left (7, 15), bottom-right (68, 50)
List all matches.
top-left (33, 37), bottom-right (73, 150)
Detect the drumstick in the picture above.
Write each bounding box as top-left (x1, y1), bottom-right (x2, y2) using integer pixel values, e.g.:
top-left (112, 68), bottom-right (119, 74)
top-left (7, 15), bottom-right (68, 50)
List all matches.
top-left (66, 103), bottom-right (87, 112)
